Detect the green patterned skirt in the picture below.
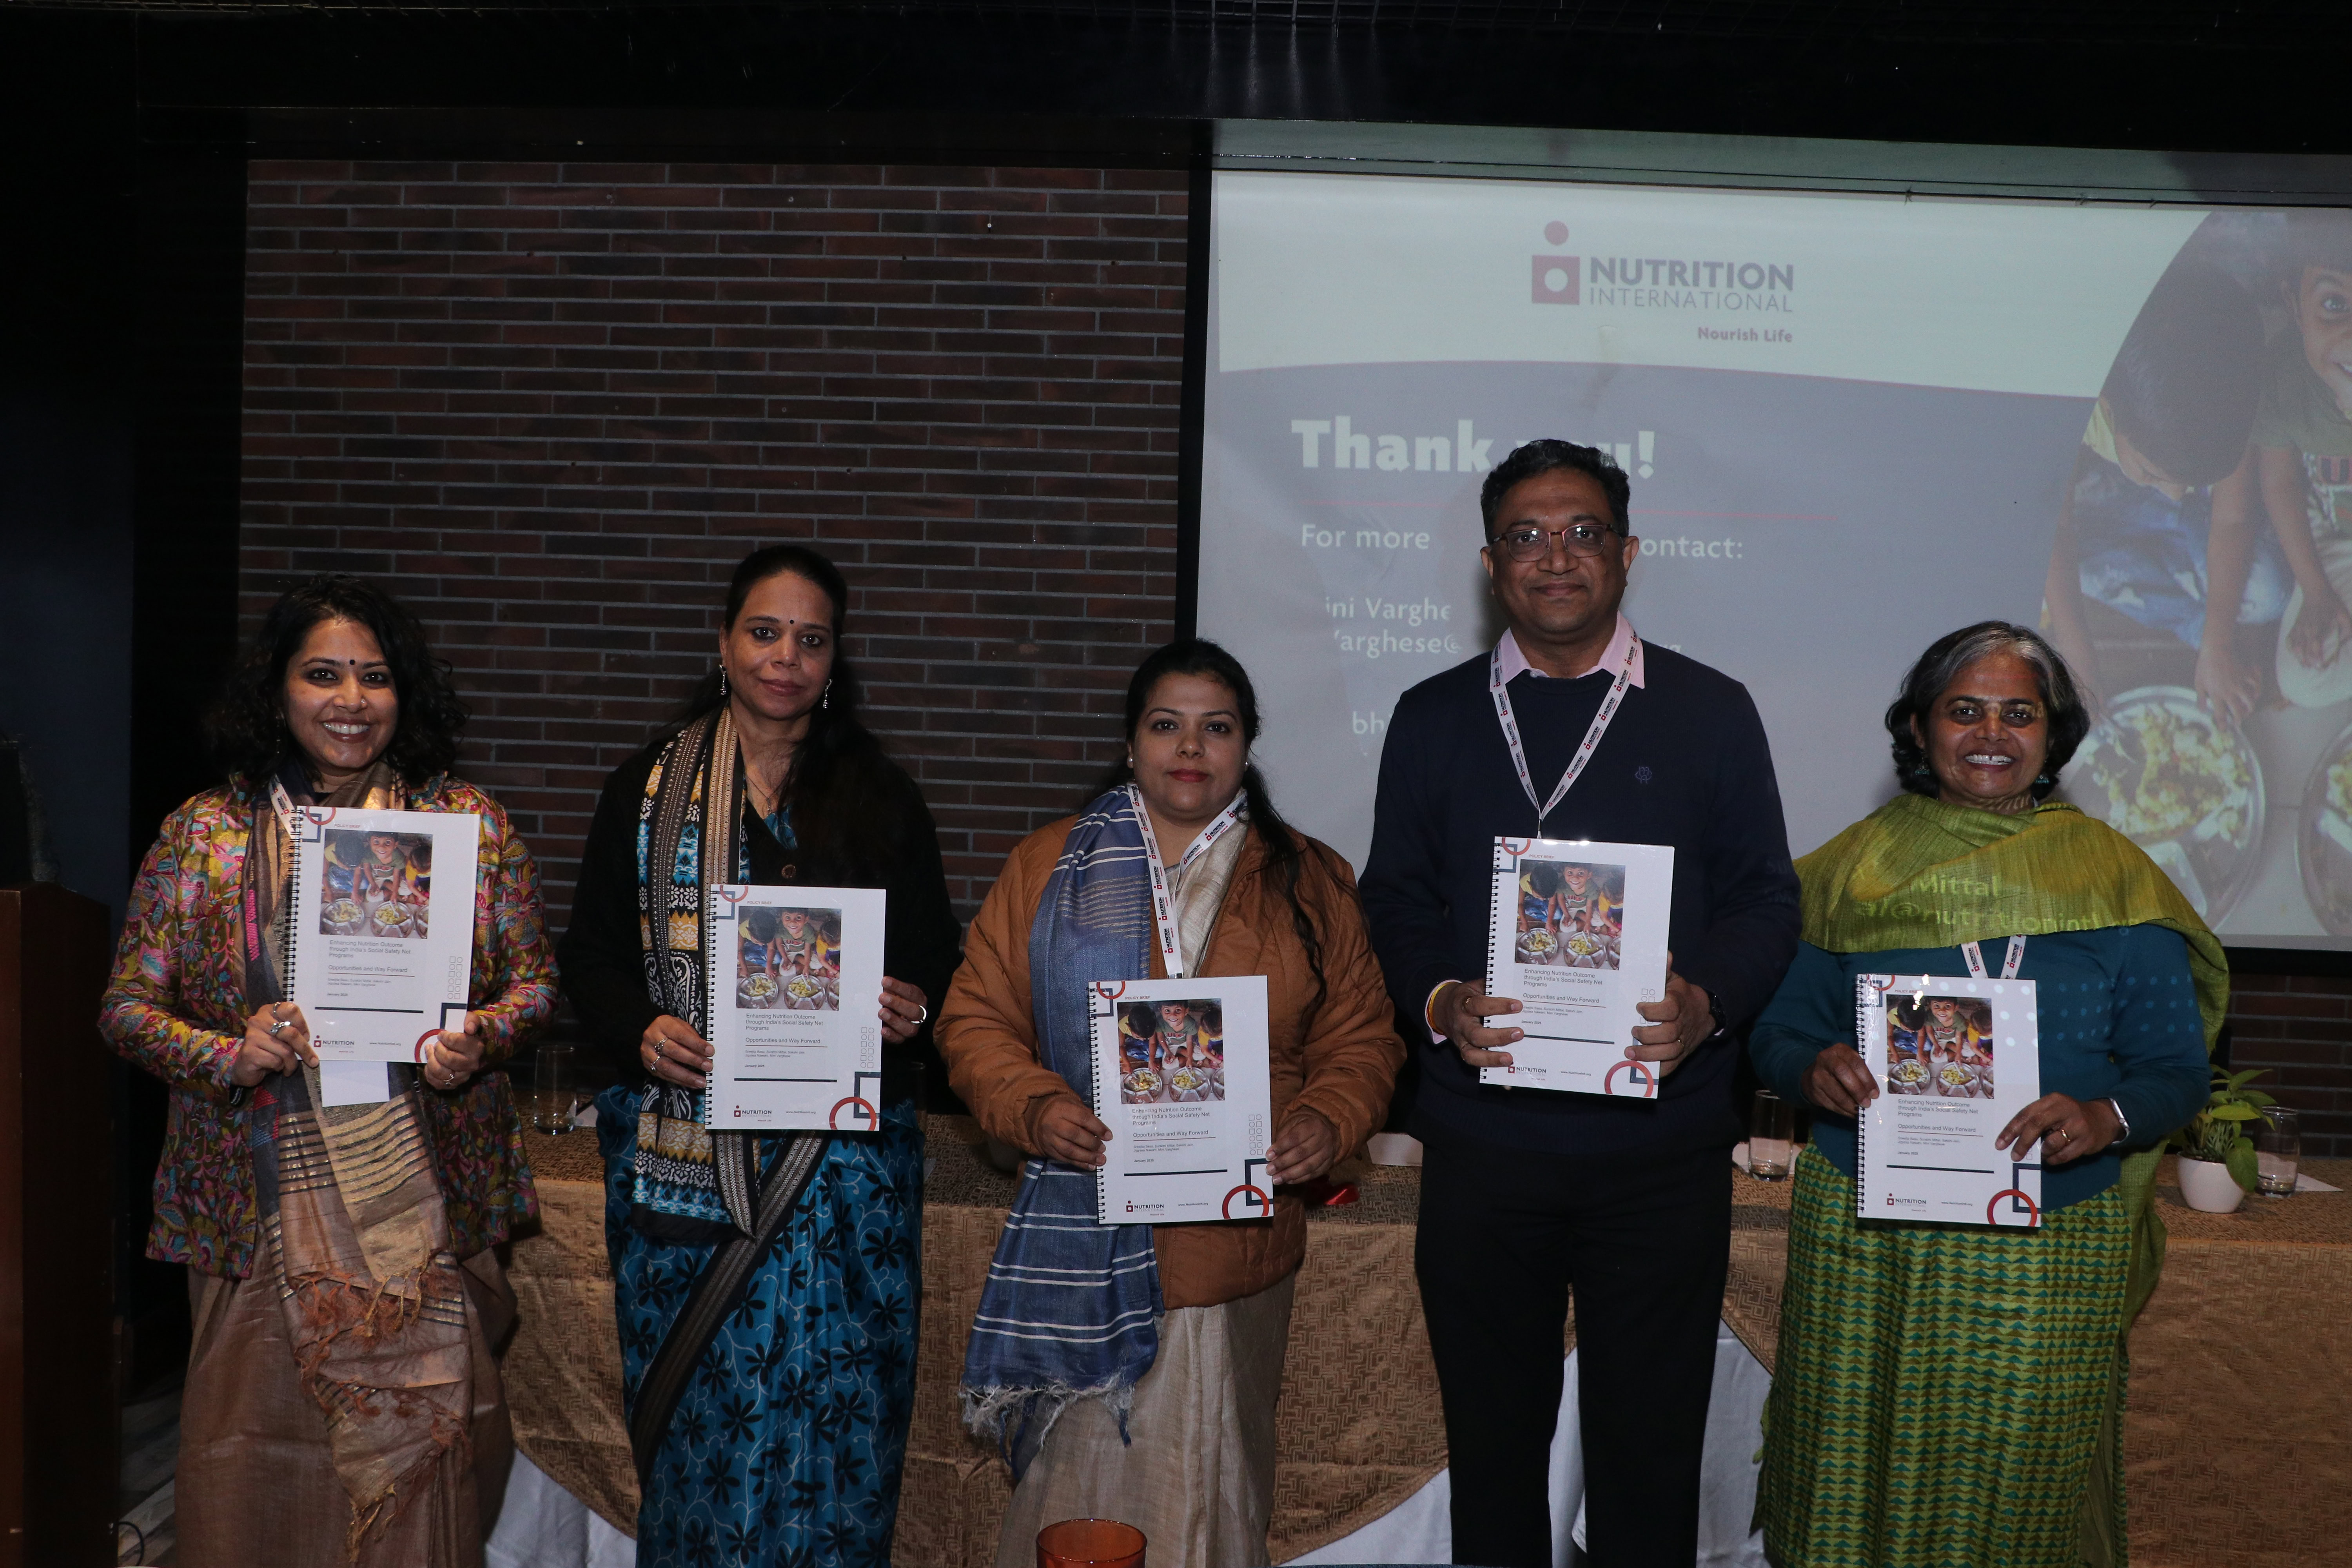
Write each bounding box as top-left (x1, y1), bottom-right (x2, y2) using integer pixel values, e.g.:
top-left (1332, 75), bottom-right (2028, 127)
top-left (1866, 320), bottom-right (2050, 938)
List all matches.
top-left (1758, 1149), bottom-right (2132, 1568)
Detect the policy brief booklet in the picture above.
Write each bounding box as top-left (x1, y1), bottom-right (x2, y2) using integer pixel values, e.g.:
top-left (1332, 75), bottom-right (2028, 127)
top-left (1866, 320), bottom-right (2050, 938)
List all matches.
top-left (285, 806), bottom-right (481, 1066)
top-left (1480, 837), bottom-right (1675, 1097)
top-left (1087, 976), bottom-right (1274, 1226)
top-left (1854, 974), bottom-right (2043, 1229)
top-left (701, 884), bottom-right (889, 1132)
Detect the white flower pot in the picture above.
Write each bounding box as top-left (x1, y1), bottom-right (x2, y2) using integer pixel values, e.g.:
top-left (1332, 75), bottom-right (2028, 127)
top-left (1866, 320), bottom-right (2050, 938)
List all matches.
top-left (2177, 1155), bottom-right (2245, 1214)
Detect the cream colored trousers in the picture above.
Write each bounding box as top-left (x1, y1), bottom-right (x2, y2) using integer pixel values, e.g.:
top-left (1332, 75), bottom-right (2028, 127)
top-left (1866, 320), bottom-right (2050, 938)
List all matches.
top-left (994, 1270), bottom-right (1298, 1568)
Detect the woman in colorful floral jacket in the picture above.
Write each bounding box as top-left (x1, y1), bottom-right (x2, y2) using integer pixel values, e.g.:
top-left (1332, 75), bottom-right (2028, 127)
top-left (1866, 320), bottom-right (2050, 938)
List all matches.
top-left (99, 574), bottom-right (558, 1568)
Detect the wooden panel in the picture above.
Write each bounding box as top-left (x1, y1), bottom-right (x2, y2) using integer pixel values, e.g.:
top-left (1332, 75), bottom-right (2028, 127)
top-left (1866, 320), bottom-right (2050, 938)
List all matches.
top-left (0, 886), bottom-right (116, 1568)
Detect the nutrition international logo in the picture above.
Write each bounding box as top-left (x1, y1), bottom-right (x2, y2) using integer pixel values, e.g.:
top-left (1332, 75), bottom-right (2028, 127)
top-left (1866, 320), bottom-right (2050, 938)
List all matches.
top-left (1530, 222), bottom-right (1797, 314)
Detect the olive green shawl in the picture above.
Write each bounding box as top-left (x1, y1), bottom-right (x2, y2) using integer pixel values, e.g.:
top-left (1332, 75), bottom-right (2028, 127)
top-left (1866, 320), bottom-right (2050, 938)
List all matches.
top-left (1797, 790), bottom-right (2228, 1568)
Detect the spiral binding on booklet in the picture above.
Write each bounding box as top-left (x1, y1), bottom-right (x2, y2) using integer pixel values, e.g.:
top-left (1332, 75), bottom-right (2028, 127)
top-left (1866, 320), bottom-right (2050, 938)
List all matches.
top-left (280, 809), bottom-right (318, 996)
top-left (283, 869), bottom-right (304, 996)
top-left (1089, 988), bottom-right (1115, 1225)
top-left (1483, 840), bottom-right (1514, 998)
top-left (1852, 974), bottom-right (1880, 1210)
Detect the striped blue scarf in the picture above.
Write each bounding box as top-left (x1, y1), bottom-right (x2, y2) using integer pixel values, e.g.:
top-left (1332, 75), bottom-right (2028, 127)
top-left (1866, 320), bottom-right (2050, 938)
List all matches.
top-left (959, 788), bottom-right (1165, 1476)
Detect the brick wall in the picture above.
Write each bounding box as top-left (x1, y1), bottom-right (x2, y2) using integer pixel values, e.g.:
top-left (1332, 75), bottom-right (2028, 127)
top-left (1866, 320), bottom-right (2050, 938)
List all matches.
top-left (240, 159), bottom-right (1189, 933)
top-left (2223, 976), bottom-right (2350, 1160)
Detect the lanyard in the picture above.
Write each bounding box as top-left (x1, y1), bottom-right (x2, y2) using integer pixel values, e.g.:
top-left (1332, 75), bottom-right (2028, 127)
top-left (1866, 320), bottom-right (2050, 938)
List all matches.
top-left (1131, 782), bottom-right (1246, 980)
top-left (266, 776), bottom-right (304, 838)
top-left (1489, 629), bottom-right (1640, 836)
top-left (1960, 936), bottom-right (2026, 980)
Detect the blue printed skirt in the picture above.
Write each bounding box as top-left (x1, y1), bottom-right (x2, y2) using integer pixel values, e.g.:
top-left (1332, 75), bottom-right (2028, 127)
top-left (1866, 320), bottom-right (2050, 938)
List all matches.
top-left (597, 1085), bottom-right (923, 1568)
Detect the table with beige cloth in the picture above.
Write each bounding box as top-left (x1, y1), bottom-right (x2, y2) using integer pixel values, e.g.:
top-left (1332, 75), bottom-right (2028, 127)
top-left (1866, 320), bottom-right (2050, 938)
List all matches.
top-left (501, 1123), bottom-right (2352, 1567)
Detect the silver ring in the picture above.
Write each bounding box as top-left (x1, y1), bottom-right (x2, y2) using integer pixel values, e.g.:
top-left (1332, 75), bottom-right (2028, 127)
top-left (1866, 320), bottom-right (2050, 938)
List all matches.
top-left (655, 1037), bottom-right (668, 1062)
top-left (915, 1005), bottom-right (930, 1025)
top-left (267, 1019), bottom-right (291, 1036)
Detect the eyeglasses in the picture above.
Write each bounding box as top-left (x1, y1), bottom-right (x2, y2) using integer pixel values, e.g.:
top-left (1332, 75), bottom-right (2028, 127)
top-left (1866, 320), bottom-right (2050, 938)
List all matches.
top-left (1486, 521), bottom-right (1621, 561)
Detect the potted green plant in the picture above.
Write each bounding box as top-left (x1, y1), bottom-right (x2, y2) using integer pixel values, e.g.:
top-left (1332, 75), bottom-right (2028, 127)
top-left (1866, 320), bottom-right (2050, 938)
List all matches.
top-left (2169, 1067), bottom-right (2275, 1214)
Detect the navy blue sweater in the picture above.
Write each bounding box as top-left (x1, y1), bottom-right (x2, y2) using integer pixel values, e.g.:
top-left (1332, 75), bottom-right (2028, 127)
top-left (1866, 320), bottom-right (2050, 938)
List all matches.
top-left (1360, 643), bottom-right (1802, 1156)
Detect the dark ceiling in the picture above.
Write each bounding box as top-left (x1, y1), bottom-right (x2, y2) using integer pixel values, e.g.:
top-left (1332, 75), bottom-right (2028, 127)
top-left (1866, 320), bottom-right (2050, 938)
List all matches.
top-left (0, 1), bottom-right (2334, 159)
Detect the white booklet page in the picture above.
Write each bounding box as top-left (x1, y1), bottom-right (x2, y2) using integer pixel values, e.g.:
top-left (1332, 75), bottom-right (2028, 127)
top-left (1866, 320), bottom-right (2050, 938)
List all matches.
top-left (1855, 974), bottom-right (2043, 1228)
top-left (1481, 837), bottom-right (1675, 1097)
top-left (1089, 976), bottom-right (1274, 1226)
top-left (287, 807), bottom-right (481, 1065)
top-left (702, 885), bottom-right (888, 1132)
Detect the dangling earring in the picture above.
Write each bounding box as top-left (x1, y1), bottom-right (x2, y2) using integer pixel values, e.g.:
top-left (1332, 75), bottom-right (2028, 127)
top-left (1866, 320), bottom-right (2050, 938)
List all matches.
top-left (822, 681), bottom-right (831, 710)
top-left (719, 667), bottom-right (730, 699)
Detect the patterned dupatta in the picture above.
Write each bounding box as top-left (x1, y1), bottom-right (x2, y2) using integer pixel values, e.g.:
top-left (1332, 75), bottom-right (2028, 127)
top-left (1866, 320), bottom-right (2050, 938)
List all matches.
top-left (960, 786), bottom-right (1247, 1476)
top-left (628, 706), bottom-right (765, 1240)
top-left (620, 706), bottom-right (840, 1479)
top-left (1799, 791), bottom-right (2227, 1324)
top-left (241, 759), bottom-right (478, 1559)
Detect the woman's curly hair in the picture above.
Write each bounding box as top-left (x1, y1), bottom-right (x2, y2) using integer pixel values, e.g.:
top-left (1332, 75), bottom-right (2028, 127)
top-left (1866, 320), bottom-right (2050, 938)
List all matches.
top-left (208, 574), bottom-right (470, 786)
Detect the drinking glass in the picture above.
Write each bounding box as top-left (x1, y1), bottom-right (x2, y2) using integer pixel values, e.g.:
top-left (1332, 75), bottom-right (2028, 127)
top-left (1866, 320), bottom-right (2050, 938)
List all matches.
top-left (532, 1043), bottom-right (579, 1136)
top-left (1036, 1518), bottom-right (1146, 1568)
top-left (2253, 1105), bottom-right (2301, 1197)
top-left (1749, 1089), bottom-right (1795, 1180)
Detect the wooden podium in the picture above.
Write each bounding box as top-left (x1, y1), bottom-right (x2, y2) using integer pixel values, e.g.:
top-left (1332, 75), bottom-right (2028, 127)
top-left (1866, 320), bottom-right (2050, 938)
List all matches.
top-left (0, 886), bottom-right (116, 1568)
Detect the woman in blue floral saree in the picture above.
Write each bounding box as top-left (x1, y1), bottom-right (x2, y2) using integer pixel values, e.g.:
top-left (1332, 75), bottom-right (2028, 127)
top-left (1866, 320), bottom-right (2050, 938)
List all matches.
top-left (560, 546), bottom-right (961, 1566)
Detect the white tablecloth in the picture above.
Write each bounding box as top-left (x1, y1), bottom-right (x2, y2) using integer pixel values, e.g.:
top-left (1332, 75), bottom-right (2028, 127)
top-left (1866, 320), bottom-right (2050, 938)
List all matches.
top-left (488, 1319), bottom-right (1769, 1568)
top-left (486, 1451), bottom-right (637, 1568)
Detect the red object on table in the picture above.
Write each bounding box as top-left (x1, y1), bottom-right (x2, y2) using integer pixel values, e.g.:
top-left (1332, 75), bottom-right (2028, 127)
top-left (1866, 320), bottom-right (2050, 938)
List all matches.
top-left (1037, 1517), bottom-right (1147, 1568)
top-left (1285, 1177), bottom-right (1361, 1208)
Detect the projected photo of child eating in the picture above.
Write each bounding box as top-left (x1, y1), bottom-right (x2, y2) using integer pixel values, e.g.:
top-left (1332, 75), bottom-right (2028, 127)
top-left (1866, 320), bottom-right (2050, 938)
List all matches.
top-left (1515, 859), bottom-right (1625, 970)
top-left (735, 905), bottom-right (842, 1011)
top-left (319, 828), bottom-right (432, 939)
top-left (1885, 994), bottom-right (1994, 1099)
top-left (1117, 998), bottom-right (1225, 1103)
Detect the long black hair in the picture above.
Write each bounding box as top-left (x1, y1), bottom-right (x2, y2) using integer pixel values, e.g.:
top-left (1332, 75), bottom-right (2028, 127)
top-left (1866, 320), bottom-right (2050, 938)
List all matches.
top-left (680, 544), bottom-right (904, 879)
top-left (208, 573), bottom-right (469, 787)
top-left (1095, 638), bottom-right (1338, 1026)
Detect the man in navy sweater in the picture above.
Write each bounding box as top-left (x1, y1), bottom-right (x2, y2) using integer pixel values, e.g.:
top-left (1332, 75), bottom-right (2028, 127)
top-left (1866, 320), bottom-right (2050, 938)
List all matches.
top-left (1361, 440), bottom-right (1800, 1568)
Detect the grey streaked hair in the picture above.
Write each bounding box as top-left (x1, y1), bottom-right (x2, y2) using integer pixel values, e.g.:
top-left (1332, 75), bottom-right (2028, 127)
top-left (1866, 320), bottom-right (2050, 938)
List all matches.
top-left (1884, 621), bottom-right (2090, 801)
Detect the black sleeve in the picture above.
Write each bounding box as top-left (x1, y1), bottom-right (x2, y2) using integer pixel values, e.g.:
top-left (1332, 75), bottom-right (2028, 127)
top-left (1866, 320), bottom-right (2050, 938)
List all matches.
top-left (1359, 686), bottom-right (1459, 1039)
top-left (1671, 682), bottom-right (1802, 1033)
top-left (878, 770), bottom-right (966, 1102)
top-left (556, 748), bottom-right (664, 1059)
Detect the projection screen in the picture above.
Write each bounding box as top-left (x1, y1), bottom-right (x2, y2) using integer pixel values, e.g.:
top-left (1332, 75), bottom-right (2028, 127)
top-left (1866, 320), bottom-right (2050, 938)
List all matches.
top-left (1198, 169), bottom-right (2352, 948)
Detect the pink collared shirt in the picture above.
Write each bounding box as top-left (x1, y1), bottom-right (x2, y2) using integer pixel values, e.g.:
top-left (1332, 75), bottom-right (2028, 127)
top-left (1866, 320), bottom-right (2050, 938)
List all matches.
top-left (1494, 614), bottom-right (1646, 688)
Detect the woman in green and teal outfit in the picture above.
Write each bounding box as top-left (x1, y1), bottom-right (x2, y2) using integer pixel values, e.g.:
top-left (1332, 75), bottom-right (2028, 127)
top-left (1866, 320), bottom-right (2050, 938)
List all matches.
top-left (1749, 621), bottom-right (2222, 1568)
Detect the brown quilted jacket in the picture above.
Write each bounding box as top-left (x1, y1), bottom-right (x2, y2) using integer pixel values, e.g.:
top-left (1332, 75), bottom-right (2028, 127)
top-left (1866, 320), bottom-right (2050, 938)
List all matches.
top-left (939, 817), bottom-right (1405, 1309)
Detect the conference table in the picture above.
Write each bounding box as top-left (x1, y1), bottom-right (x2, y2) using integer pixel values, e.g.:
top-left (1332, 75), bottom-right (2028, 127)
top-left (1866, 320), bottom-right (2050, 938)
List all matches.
top-left (500, 1120), bottom-right (2351, 1567)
